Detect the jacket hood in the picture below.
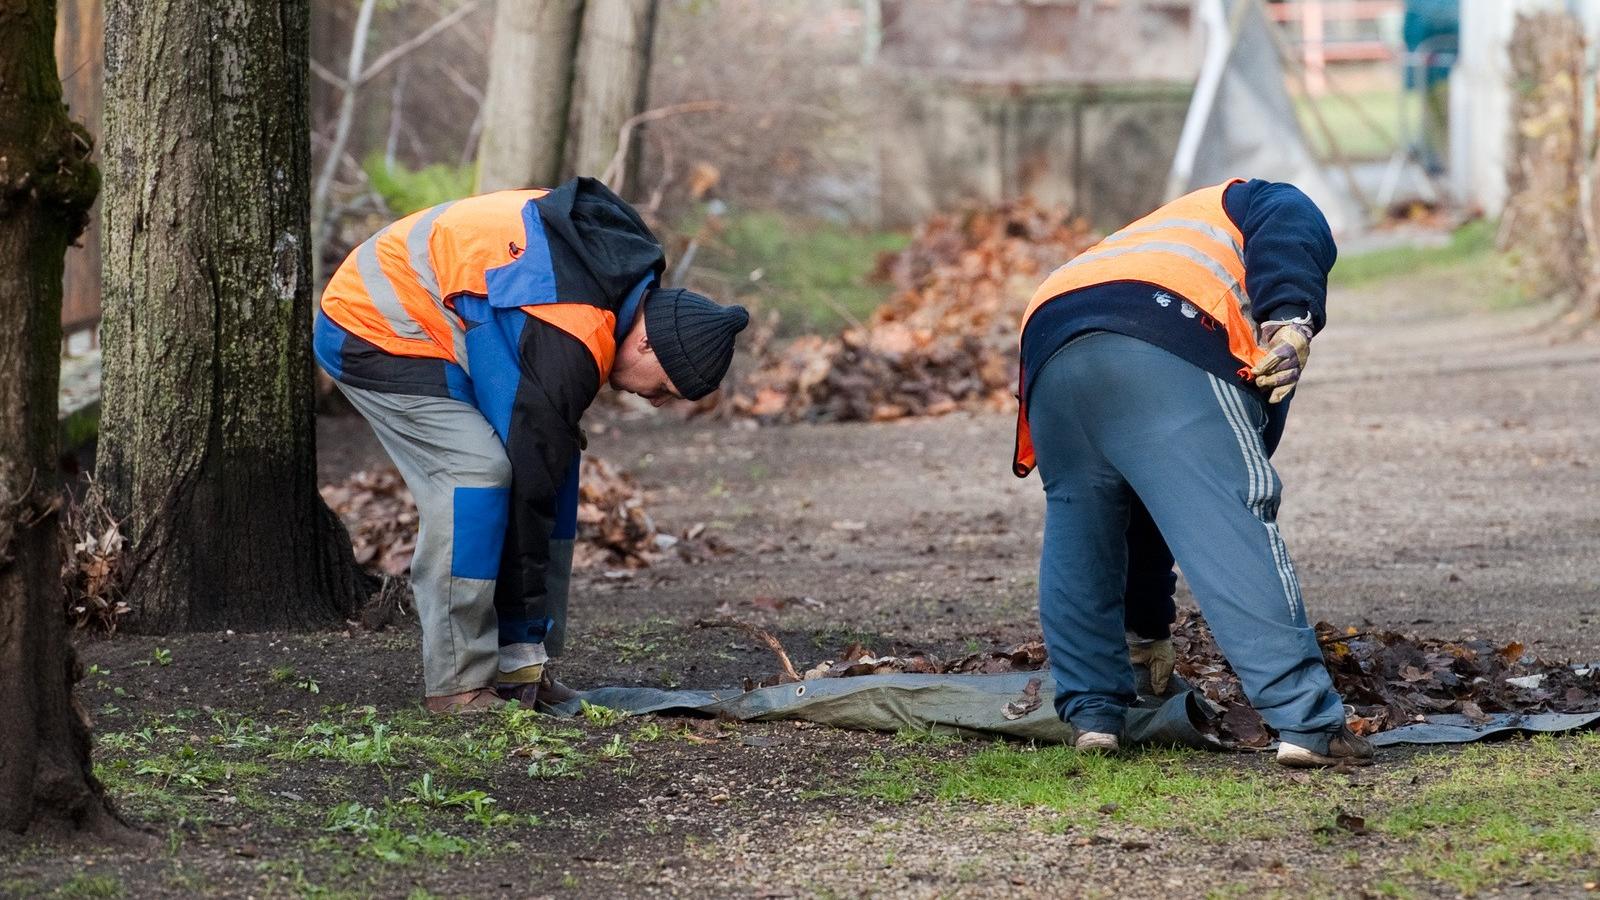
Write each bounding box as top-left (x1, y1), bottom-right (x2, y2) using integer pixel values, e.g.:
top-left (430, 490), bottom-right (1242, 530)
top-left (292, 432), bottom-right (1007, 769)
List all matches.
top-left (534, 177), bottom-right (665, 307)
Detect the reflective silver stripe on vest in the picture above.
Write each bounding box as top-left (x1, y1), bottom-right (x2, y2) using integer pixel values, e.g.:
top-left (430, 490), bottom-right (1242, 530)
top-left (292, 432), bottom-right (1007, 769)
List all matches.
top-left (1101, 217), bottom-right (1244, 260)
top-left (356, 227), bottom-right (429, 340)
top-left (1065, 239), bottom-right (1253, 321)
top-left (404, 200), bottom-right (470, 373)
top-left (406, 201), bottom-right (453, 302)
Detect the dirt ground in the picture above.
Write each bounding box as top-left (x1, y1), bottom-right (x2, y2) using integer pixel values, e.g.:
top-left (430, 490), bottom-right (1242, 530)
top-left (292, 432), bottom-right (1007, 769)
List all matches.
top-left (5, 273), bottom-right (1599, 898)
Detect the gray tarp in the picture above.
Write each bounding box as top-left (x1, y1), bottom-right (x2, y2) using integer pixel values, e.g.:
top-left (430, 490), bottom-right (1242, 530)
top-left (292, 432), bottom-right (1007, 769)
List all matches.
top-left (549, 673), bottom-right (1600, 748)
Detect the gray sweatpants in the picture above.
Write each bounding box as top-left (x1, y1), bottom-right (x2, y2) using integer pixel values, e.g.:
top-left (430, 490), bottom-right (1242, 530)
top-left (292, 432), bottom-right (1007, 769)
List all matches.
top-left (338, 384), bottom-right (572, 697)
top-left (1028, 332), bottom-right (1347, 751)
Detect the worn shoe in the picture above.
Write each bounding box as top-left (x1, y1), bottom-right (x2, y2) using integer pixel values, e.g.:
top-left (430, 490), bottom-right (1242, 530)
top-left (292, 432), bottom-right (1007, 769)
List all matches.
top-left (538, 668), bottom-right (580, 707)
top-left (423, 687), bottom-right (504, 716)
top-left (495, 681), bottom-right (539, 707)
top-left (1277, 726), bottom-right (1374, 768)
top-left (1074, 731), bottom-right (1120, 753)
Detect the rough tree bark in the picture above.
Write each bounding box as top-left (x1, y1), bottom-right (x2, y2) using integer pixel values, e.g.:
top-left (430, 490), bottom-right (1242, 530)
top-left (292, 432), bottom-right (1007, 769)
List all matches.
top-left (476, 0), bottom-right (583, 192)
top-left (0, 0), bottom-right (118, 835)
top-left (565, 0), bottom-right (659, 186)
top-left (100, 0), bottom-right (368, 632)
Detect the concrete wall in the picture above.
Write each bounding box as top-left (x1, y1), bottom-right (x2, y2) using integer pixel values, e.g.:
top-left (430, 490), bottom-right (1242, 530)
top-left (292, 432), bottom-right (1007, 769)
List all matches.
top-left (877, 75), bottom-right (1192, 229)
top-left (873, 0), bottom-right (1196, 228)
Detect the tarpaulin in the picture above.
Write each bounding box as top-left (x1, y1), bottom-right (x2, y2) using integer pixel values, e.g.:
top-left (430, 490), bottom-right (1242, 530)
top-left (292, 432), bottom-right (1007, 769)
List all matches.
top-left (548, 673), bottom-right (1600, 749)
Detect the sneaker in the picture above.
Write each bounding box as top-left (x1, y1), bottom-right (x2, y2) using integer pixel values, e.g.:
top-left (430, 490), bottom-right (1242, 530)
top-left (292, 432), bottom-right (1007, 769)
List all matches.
top-left (423, 687), bottom-right (505, 715)
top-left (1074, 731), bottom-right (1120, 753)
top-left (1276, 726), bottom-right (1374, 768)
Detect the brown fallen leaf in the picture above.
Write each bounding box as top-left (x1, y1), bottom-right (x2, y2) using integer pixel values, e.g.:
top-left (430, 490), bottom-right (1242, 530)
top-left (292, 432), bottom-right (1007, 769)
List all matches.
top-left (1003, 678), bottom-right (1043, 720)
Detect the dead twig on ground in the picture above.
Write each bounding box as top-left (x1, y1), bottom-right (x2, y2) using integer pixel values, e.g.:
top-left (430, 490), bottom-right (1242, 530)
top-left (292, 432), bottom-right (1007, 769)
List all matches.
top-left (695, 617), bottom-right (801, 683)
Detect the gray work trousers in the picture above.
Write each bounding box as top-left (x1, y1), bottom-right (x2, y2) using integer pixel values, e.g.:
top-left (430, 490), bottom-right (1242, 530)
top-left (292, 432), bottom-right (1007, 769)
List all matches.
top-left (338, 384), bottom-right (572, 697)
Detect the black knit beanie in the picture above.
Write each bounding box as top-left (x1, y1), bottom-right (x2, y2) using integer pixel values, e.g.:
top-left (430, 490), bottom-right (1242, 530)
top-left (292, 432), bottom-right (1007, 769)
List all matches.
top-left (643, 288), bottom-right (750, 401)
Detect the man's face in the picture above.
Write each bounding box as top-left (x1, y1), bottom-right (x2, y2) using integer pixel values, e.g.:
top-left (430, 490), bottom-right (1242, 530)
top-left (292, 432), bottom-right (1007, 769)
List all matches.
top-left (610, 315), bottom-right (683, 407)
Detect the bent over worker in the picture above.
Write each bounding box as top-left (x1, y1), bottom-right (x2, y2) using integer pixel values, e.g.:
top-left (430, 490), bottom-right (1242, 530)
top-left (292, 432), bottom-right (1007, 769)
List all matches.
top-left (1014, 178), bottom-right (1372, 768)
top-left (316, 178), bottom-right (748, 714)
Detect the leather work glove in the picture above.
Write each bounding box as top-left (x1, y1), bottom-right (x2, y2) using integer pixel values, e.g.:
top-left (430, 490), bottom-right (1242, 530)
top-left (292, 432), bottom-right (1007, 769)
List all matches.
top-left (1126, 636), bottom-right (1176, 696)
top-left (1251, 316), bottom-right (1315, 404)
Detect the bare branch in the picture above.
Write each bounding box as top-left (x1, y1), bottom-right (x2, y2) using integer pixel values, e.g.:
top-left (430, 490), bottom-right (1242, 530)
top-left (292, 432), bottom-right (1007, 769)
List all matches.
top-left (312, 0), bottom-right (379, 285)
top-left (357, 0), bottom-right (484, 88)
top-left (600, 100), bottom-right (727, 193)
top-left (308, 57), bottom-right (347, 92)
top-left (439, 62), bottom-right (484, 105)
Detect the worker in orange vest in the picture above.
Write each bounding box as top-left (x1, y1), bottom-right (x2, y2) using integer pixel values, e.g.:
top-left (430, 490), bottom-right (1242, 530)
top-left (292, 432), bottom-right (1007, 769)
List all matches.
top-left (316, 178), bottom-right (748, 714)
top-left (1015, 179), bottom-right (1372, 767)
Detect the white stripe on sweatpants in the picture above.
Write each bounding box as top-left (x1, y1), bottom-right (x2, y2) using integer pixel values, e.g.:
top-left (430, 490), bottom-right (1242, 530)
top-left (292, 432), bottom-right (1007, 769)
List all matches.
top-left (1215, 377), bottom-right (1306, 621)
top-left (1207, 374), bottom-right (1305, 621)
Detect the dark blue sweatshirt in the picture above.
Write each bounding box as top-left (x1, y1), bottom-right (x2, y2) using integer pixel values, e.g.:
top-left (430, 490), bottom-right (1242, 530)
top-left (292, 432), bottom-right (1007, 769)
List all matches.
top-left (1020, 179), bottom-right (1337, 403)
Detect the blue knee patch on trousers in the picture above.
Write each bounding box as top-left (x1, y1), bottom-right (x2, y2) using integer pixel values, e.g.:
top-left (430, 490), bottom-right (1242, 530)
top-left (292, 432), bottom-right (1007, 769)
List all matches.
top-left (451, 486), bottom-right (509, 580)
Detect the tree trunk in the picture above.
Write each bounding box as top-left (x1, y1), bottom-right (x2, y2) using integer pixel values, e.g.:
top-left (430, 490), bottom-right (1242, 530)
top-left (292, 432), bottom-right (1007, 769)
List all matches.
top-left (100, 0), bottom-right (368, 633)
top-left (476, 0), bottom-right (583, 192)
top-left (0, 0), bottom-right (118, 835)
top-left (565, 0), bottom-right (659, 188)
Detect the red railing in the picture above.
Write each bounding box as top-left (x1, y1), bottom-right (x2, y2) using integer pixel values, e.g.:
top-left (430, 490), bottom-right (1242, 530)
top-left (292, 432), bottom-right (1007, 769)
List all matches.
top-left (1268, 0), bottom-right (1402, 94)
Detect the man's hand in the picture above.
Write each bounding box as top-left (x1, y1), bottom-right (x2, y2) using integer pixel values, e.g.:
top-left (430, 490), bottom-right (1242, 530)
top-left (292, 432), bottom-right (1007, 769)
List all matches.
top-left (1251, 318), bottom-right (1315, 404)
top-left (1127, 636), bottom-right (1176, 696)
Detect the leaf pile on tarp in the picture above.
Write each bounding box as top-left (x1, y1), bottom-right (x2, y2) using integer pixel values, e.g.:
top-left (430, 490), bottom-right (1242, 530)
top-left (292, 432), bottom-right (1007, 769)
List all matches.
top-left (724, 609), bottom-right (1599, 743)
top-left (1171, 610), bottom-right (1600, 747)
top-left (321, 457), bottom-right (724, 578)
top-left (60, 480), bottom-right (130, 633)
top-left (727, 198), bottom-right (1096, 423)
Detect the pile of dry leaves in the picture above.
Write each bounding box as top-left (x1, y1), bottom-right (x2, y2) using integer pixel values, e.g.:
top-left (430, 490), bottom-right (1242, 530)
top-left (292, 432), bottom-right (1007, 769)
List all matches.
top-left (321, 456), bottom-right (722, 577)
top-left (1174, 611), bottom-right (1600, 747)
top-left (725, 198), bottom-right (1096, 423)
top-left (723, 608), bottom-right (1599, 743)
top-left (60, 481), bottom-right (130, 632)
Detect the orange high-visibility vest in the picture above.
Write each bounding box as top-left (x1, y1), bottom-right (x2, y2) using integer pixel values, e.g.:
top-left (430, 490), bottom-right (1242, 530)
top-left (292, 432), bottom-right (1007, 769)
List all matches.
top-left (1013, 180), bottom-right (1268, 477)
top-left (320, 189), bottom-right (619, 382)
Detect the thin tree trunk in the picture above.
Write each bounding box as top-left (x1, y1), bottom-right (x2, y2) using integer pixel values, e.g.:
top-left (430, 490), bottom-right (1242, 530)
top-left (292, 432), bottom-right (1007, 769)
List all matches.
top-left (477, 0), bottom-right (583, 192)
top-left (100, 0), bottom-right (368, 633)
top-left (565, 0), bottom-right (659, 187)
top-left (0, 0), bottom-right (119, 835)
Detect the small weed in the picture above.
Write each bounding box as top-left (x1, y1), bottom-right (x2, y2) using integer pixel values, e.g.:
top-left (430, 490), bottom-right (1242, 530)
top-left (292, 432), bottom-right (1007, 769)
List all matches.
top-left (52, 874), bottom-right (123, 898)
top-left (268, 665), bottom-right (295, 683)
top-left (579, 701), bottom-right (628, 727)
top-left (894, 726), bottom-right (960, 747)
top-left (599, 735), bottom-right (631, 760)
top-left (632, 722), bottom-right (666, 742)
top-left (322, 801), bottom-right (473, 864)
top-left (153, 647), bottom-right (172, 667)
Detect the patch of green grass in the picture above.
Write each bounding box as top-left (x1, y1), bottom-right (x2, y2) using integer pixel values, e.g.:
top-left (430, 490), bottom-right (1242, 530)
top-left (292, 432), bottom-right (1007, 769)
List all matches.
top-left (855, 745), bottom-right (1306, 839)
top-left (51, 874), bottom-right (123, 899)
top-left (320, 801), bottom-right (473, 865)
top-left (0, 878), bottom-right (43, 898)
top-left (1379, 734), bottom-right (1600, 894)
top-left (854, 734), bottom-right (1600, 896)
top-left (694, 210), bottom-right (909, 336)
top-left (1330, 219), bottom-right (1503, 289)
top-left (364, 155), bottom-right (476, 217)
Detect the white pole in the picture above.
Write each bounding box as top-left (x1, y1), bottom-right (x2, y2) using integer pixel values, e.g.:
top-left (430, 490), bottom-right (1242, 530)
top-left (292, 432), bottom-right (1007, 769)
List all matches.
top-left (1167, 0), bottom-right (1232, 200)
